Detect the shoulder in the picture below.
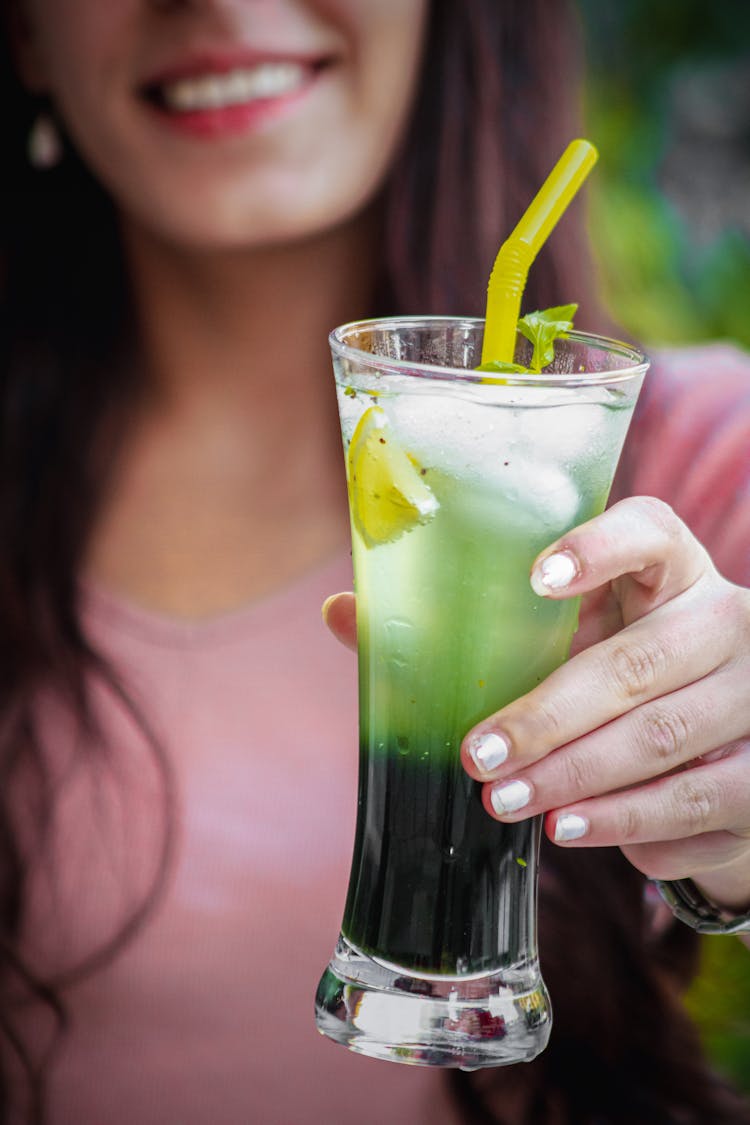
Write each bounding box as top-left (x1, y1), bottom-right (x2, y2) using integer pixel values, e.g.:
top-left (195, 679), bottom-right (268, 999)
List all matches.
top-left (616, 341), bottom-right (750, 585)
top-left (619, 341), bottom-right (750, 472)
top-left (641, 339), bottom-right (750, 421)
top-left (652, 340), bottom-right (750, 380)
top-left (621, 339), bottom-right (750, 478)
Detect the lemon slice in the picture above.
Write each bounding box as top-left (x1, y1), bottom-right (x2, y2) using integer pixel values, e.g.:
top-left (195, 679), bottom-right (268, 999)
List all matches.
top-left (346, 405), bottom-right (439, 547)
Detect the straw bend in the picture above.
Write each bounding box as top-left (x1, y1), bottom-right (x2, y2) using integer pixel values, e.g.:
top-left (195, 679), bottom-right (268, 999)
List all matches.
top-left (481, 138), bottom-right (599, 365)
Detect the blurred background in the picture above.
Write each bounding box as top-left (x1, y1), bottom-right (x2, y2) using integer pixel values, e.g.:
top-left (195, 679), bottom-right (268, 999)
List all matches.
top-left (579, 0), bottom-right (750, 349)
top-left (577, 0), bottom-right (750, 1092)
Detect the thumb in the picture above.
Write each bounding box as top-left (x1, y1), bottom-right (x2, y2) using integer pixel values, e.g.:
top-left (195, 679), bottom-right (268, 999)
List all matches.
top-left (322, 591), bottom-right (357, 651)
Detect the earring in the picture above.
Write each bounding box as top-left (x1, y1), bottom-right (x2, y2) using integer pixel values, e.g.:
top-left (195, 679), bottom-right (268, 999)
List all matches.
top-left (28, 113), bottom-right (63, 170)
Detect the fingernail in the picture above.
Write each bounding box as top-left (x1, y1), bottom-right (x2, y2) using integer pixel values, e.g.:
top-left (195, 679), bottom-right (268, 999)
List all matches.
top-left (490, 780), bottom-right (531, 815)
top-left (530, 551), bottom-right (578, 597)
top-left (554, 813), bottom-right (589, 842)
top-left (467, 731), bottom-right (509, 773)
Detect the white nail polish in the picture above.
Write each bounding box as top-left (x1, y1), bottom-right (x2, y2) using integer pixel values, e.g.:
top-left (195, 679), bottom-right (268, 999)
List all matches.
top-left (530, 552), bottom-right (578, 597)
top-left (554, 813), bottom-right (589, 842)
top-left (468, 732), bottom-right (509, 772)
top-left (490, 780), bottom-right (531, 815)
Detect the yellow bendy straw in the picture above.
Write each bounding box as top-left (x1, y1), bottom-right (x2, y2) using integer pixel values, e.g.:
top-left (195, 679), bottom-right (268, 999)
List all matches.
top-left (481, 138), bottom-right (599, 365)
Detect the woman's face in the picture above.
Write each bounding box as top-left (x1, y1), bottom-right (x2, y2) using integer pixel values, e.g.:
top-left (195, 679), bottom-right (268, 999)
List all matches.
top-left (17, 0), bottom-right (428, 249)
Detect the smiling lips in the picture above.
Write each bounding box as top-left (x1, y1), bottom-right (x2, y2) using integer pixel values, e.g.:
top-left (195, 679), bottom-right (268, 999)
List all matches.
top-left (144, 59), bottom-right (320, 137)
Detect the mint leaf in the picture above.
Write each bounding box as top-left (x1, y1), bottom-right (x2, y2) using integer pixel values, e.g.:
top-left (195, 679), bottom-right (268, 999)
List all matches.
top-left (476, 359), bottom-right (531, 375)
top-left (517, 303), bottom-right (578, 373)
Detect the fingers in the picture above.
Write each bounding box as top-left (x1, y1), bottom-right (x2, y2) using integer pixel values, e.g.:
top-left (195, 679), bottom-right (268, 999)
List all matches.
top-left (321, 591), bottom-right (357, 651)
top-left (541, 742), bottom-right (750, 855)
top-left (623, 827), bottom-right (750, 888)
top-left (623, 814), bottom-right (750, 911)
top-left (461, 492), bottom-right (750, 893)
top-left (530, 496), bottom-right (713, 622)
top-left (479, 667), bottom-right (748, 825)
top-left (463, 578), bottom-right (739, 782)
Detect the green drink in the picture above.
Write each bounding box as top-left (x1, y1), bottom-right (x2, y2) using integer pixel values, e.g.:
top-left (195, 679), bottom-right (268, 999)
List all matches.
top-left (316, 317), bottom-right (647, 1068)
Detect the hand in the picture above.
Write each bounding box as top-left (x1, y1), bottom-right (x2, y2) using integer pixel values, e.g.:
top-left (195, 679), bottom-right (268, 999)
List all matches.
top-left (460, 497), bottom-right (750, 911)
top-left (322, 497), bottom-right (750, 912)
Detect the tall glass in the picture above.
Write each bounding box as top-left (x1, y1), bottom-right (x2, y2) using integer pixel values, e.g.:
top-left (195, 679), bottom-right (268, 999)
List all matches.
top-left (315, 318), bottom-right (648, 1068)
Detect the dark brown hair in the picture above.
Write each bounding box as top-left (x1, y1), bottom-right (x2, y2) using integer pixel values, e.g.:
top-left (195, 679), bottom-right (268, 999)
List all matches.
top-left (380, 0), bottom-right (600, 322)
top-left (0, 9), bottom-right (173, 1121)
top-left (0, 1), bottom-right (746, 1122)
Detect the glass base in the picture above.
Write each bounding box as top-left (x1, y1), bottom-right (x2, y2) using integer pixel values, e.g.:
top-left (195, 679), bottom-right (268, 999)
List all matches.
top-left (315, 935), bottom-right (551, 1069)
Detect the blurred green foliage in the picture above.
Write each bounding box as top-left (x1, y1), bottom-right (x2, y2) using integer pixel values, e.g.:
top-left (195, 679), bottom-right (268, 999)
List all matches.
top-left (578, 0), bottom-right (750, 1092)
top-left (685, 936), bottom-right (750, 1094)
top-left (579, 0), bottom-right (750, 348)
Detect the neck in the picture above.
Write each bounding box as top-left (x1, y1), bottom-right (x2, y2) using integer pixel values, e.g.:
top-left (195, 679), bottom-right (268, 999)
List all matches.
top-left (87, 214), bottom-right (378, 617)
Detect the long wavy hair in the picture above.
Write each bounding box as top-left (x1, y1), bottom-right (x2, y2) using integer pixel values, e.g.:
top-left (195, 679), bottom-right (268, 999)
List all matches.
top-left (0, 1), bottom-right (747, 1122)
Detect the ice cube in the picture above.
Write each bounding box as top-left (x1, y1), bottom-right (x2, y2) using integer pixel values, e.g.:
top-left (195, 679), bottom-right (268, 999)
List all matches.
top-left (462, 457), bottom-right (583, 535)
top-left (384, 390), bottom-right (503, 478)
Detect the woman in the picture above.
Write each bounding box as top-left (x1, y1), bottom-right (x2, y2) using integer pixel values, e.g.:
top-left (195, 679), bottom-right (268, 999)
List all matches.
top-left (1, 0), bottom-right (749, 1122)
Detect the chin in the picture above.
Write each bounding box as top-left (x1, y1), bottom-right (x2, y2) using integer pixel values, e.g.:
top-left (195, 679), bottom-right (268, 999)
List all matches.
top-left (123, 170), bottom-right (381, 253)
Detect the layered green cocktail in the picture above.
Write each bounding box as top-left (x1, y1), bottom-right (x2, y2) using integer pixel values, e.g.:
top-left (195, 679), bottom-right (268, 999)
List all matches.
top-left (315, 317), bottom-right (647, 1067)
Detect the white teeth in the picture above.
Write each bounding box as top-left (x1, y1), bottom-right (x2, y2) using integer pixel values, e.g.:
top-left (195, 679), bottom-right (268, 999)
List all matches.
top-left (162, 63), bottom-right (306, 111)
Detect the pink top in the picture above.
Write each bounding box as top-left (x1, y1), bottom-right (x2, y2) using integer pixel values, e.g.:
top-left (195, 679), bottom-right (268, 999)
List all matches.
top-left (611, 342), bottom-right (750, 586)
top-left (28, 555), bottom-right (462, 1125)
top-left (16, 342), bottom-right (750, 1123)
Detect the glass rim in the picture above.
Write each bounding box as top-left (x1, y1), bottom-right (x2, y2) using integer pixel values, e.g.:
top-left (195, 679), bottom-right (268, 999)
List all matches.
top-left (329, 316), bottom-right (649, 386)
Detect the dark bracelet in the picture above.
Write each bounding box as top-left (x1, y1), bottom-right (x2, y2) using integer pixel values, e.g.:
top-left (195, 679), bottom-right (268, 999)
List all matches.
top-left (654, 879), bottom-right (750, 935)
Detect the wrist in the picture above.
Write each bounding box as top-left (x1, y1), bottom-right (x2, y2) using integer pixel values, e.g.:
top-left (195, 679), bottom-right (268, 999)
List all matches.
top-left (692, 851), bottom-right (750, 914)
